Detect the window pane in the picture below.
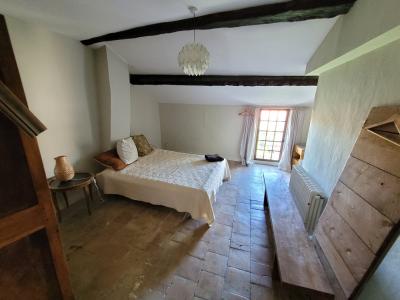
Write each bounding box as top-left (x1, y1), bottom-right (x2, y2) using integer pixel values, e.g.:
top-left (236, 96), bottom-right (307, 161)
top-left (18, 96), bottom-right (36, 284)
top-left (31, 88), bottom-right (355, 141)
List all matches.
top-left (258, 131), bottom-right (266, 140)
top-left (259, 121), bottom-right (268, 131)
top-left (276, 121), bottom-right (285, 131)
top-left (278, 111), bottom-right (287, 121)
top-left (266, 132), bottom-right (275, 141)
top-left (265, 142), bottom-right (273, 151)
top-left (271, 152), bottom-right (280, 161)
top-left (264, 151), bottom-right (272, 160)
top-left (274, 132), bottom-right (283, 141)
top-left (273, 142), bottom-right (281, 151)
top-left (260, 110), bottom-right (269, 121)
top-left (254, 109), bottom-right (288, 161)
top-left (269, 110), bottom-right (278, 121)
top-left (267, 121), bottom-right (276, 131)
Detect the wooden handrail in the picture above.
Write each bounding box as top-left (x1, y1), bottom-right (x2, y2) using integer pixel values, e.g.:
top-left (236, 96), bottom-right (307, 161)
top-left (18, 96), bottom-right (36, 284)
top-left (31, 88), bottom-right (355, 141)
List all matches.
top-left (0, 79), bottom-right (46, 136)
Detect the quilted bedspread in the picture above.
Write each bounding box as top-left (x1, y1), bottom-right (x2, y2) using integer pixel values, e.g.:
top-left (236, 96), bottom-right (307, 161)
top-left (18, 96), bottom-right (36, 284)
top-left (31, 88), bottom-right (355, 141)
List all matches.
top-left (96, 149), bottom-right (231, 224)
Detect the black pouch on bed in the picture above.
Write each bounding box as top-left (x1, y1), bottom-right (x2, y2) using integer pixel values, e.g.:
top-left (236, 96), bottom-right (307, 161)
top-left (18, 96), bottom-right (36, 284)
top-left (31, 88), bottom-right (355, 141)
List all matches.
top-left (205, 154), bottom-right (224, 162)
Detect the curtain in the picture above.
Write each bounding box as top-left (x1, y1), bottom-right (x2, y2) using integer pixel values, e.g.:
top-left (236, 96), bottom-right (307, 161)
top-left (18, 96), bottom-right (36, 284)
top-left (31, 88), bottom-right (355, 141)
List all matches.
top-left (278, 109), bottom-right (304, 172)
top-left (239, 107), bottom-right (257, 166)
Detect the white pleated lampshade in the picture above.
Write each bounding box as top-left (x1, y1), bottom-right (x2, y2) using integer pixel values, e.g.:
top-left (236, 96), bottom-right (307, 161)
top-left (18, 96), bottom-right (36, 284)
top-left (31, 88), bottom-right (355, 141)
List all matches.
top-left (178, 42), bottom-right (210, 76)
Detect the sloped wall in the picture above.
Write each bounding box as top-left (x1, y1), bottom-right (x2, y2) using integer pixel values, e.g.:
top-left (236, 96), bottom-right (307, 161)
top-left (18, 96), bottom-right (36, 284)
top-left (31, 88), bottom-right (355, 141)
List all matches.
top-left (95, 46), bottom-right (131, 150)
top-left (130, 86), bottom-right (161, 147)
top-left (7, 16), bottom-right (101, 176)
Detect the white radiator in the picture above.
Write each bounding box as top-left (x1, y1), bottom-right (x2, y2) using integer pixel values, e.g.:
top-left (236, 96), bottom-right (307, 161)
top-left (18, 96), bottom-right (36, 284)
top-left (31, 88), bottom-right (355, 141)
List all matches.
top-left (289, 165), bottom-right (326, 234)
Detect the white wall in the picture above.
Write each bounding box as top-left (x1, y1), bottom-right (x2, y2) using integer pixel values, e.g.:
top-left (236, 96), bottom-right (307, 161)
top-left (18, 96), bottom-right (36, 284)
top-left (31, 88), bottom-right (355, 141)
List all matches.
top-left (296, 108), bottom-right (311, 145)
top-left (94, 47), bottom-right (111, 150)
top-left (7, 16), bottom-right (101, 177)
top-left (107, 48), bottom-right (130, 145)
top-left (307, 0), bottom-right (400, 72)
top-left (159, 104), bottom-right (243, 161)
top-left (130, 86), bottom-right (161, 147)
top-left (304, 39), bottom-right (400, 196)
top-left (94, 46), bottom-right (130, 149)
top-left (303, 1), bottom-right (400, 297)
top-left (159, 103), bottom-right (311, 161)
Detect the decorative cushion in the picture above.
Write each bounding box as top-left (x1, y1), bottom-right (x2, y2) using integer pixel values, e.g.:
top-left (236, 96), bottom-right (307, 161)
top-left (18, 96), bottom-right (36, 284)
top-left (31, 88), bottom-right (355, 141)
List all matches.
top-left (116, 137), bottom-right (138, 164)
top-left (132, 134), bottom-right (153, 156)
top-left (94, 149), bottom-right (127, 171)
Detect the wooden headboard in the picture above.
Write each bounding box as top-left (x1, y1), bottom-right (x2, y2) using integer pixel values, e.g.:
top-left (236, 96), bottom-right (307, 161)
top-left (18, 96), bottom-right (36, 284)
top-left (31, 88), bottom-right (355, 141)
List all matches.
top-left (314, 105), bottom-right (400, 299)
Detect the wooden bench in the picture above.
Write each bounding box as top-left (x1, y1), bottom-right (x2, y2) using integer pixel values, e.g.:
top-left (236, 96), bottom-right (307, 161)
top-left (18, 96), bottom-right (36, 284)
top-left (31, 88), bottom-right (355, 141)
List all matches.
top-left (263, 171), bottom-right (334, 299)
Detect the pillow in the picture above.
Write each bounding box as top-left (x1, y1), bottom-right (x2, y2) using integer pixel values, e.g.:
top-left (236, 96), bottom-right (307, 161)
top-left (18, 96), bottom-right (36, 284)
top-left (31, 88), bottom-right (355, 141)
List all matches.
top-left (94, 149), bottom-right (127, 171)
top-left (132, 134), bottom-right (153, 156)
top-left (116, 137), bottom-right (138, 164)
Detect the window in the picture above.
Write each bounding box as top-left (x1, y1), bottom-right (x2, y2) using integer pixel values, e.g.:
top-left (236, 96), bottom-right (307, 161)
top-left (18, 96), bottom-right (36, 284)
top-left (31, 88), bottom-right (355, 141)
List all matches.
top-left (255, 109), bottom-right (288, 161)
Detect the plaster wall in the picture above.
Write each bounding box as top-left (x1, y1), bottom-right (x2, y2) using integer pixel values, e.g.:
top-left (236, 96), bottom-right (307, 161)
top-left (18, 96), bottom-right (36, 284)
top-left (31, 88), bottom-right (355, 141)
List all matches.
top-left (307, 0), bottom-right (400, 72)
top-left (159, 103), bottom-right (311, 162)
top-left (7, 16), bottom-right (101, 176)
top-left (303, 39), bottom-right (400, 196)
top-left (130, 86), bottom-right (161, 147)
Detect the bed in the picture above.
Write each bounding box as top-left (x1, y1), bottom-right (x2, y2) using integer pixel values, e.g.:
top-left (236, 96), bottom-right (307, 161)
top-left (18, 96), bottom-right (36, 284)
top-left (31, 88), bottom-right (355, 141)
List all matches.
top-left (96, 149), bottom-right (231, 224)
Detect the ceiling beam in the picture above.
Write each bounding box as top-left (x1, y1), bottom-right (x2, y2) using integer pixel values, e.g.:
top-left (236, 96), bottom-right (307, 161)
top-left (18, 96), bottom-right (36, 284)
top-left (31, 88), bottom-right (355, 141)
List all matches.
top-left (81, 0), bottom-right (356, 45)
top-left (130, 75), bottom-right (318, 86)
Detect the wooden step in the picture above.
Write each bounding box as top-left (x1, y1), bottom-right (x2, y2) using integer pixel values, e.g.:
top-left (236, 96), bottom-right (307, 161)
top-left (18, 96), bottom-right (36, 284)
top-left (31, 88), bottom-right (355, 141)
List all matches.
top-left (263, 171), bottom-right (333, 298)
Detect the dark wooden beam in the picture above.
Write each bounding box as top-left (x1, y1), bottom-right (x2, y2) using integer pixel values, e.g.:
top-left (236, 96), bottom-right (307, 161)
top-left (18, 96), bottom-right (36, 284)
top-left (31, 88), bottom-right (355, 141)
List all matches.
top-left (130, 75), bottom-right (318, 86)
top-left (81, 0), bottom-right (356, 45)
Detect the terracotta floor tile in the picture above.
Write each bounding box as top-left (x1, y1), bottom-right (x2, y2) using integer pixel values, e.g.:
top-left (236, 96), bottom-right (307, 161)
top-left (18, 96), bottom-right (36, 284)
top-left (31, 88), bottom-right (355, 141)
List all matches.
top-left (233, 220), bottom-right (251, 236)
top-left (228, 248), bottom-right (251, 272)
top-left (250, 209), bottom-right (267, 222)
top-left (250, 274), bottom-right (273, 288)
top-left (139, 288), bottom-right (166, 300)
top-left (210, 223), bottom-right (233, 237)
top-left (251, 229), bottom-right (271, 248)
top-left (207, 236), bottom-right (231, 256)
top-left (250, 245), bottom-right (273, 265)
top-left (175, 255), bottom-right (203, 282)
top-left (237, 197), bottom-right (251, 204)
top-left (250, 284), bottom-right (276, 300)
top-left (250, 261), bottom-right (272, 277)
top-left (203, 251), bottom-right (228, 276)
top-left (250, 203), bottom-right (265, 211)
top-left (195, 271), bottom-right (224, 300)
top-left (60, 164), bottom-right (290, 300)
top-left (236, 203), bottom-right (251, 213)
top-left (215, 212), bottom-right (234, 227)
top-left (222, 291), bottom-right (250, 300)
top-left (214, 203), bottom-right (236, 216)
top-left (224, 267), bottom-right (251, 298)
top-left (231, 232), bottom-right (251, 252)
top-left (187, 240), bottom-right (208, 260)
top-left (165, 276), bottom-right (195, 300)
top-left (250, 219), bottom-right (268, 233)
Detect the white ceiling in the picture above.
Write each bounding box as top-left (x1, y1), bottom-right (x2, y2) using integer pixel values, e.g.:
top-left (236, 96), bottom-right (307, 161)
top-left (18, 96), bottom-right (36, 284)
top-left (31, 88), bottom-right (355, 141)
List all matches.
top-left (133, 85), bottom-right (317, 106)
top-left (0, 0), bottom-right (337, 106)
top-left (108, 19), bottom-right (336, 75)
top-left (0, 0), bottom-right (287, 40)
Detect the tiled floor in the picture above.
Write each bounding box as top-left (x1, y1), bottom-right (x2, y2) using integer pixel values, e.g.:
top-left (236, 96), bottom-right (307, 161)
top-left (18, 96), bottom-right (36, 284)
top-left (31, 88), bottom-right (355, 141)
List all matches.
top-left (60, 163), bottom-right (288, 300)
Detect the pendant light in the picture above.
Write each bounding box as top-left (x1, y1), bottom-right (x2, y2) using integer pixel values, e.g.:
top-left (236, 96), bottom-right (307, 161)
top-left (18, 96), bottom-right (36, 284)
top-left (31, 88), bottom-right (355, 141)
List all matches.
top-left (178, 6), bottom-right (210, 76)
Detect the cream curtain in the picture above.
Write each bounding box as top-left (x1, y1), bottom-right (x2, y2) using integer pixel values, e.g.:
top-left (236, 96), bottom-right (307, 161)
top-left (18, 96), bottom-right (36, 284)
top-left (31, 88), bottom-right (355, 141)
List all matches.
top-left (278, 109), bottom-right (304, 172)
top-left (239, 107), bottom-right (258, 166)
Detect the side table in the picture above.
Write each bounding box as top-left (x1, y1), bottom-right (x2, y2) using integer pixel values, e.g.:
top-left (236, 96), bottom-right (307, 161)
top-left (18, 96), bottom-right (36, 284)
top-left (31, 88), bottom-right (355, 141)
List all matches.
top-left (48, 172), bottom-right (95, 222)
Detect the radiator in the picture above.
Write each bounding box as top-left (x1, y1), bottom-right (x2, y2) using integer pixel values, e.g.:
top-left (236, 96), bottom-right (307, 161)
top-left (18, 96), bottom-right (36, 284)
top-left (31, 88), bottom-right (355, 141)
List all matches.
top-left (289, 165), bottom-right (327, 234)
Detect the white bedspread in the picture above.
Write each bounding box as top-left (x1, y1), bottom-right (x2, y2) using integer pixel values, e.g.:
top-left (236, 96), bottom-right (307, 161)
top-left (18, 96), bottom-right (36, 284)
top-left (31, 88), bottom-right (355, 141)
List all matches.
top-left (96, 149), bottom-right (231, 224)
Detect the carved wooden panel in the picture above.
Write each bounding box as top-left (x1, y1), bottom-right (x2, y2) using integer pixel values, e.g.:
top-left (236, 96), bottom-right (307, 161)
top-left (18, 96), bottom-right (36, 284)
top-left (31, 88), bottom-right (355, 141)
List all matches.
top-left (0, 14), bottom-right (73, 299)
top-left (315, 105), bottom-right (400, 299)
top-left (0, 112), bottom-right (37, 218)
top-left (0, 230), bottom-right (61, 299)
